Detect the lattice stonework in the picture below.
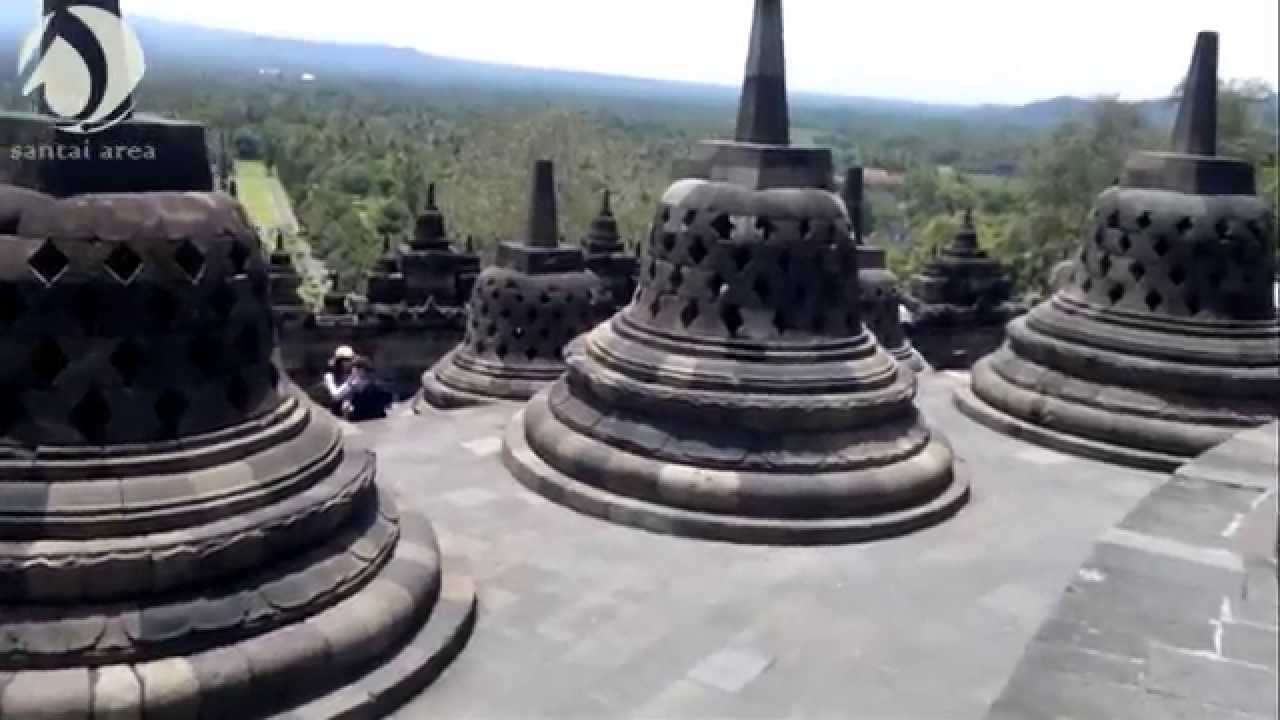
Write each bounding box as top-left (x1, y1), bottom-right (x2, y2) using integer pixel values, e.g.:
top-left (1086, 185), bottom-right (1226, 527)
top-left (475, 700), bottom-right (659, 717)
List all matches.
top-left (627, 205), bottom-right (858, 340)
top-left (0, 195), bottom-right (281, 446)
top-left (1070, 188), bottom-right (1277, 320)
top-left (462, 270), bottom-right (599, 363)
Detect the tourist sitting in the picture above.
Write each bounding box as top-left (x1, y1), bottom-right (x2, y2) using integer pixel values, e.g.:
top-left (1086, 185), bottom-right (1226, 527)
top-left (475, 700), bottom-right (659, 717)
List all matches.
top-left (345, 356), bottom-right (392, 421)
top-left (323, 345), bottom-right (357, 416)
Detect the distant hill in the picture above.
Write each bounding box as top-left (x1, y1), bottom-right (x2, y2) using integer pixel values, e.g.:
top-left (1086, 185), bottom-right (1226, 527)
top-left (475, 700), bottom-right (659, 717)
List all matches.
top-left (0, 11), bottom-right (1273, 129)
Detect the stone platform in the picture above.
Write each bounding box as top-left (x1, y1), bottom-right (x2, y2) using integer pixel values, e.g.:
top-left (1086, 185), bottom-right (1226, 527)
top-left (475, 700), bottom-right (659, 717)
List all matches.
top-left (330, 370), bottom-right (1278, 719)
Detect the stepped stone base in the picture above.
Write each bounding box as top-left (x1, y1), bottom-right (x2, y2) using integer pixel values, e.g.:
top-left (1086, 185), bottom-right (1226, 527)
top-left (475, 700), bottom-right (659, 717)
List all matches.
top-left (503, 401), bottom-right (970, 546)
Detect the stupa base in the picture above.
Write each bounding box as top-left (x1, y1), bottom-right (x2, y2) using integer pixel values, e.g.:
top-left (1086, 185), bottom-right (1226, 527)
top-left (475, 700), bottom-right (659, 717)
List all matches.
top-left (889, 344), bottom-right (929, 374)
top-left (0, 511), bottom-right (476, 719)
top-left (955, 380), bottom-right (1193, 473)
top-left (502, 401), bottom-right (970, 546)
top-left (415, 349), bottom-right (557, 411)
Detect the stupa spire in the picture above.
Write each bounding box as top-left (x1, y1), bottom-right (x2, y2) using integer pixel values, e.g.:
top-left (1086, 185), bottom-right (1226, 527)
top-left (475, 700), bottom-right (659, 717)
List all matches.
top-left (1171, 31), bottom-right (1219, 156)
top-left (524, 159), bottom-right (560, 248)
top-left (734, 0), bottom-right (790, 146)
top-left (842, 167), bottom-right (864, 243)
top-left (600, 189), bottom-right (613, 217)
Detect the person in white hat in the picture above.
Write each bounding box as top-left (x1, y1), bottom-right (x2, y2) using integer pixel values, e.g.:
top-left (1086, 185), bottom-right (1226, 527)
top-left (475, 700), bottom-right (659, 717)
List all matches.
top-left (323, 345), bottom-right (357, 415)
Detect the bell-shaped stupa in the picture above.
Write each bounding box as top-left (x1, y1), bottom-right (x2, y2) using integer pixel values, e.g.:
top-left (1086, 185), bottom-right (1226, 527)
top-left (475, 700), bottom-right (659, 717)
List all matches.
top-left (502, 0), bottom-right (967, 545)
top-left (843, 167), bottom-right (927, 373)
top-left (958, 32), bottom-right (1279, 471)
top-left (0, 15), bottom-right (475, 711)
top-left (418, 160), bottom-right (603, 409)
top-left (582, 189), bottom-right (639, 318)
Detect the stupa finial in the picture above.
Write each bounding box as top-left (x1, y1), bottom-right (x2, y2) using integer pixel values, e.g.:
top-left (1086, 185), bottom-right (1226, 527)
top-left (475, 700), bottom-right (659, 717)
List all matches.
top-left (600, 189), bottom-right (613, 217)
top-left (426, 181), bottom-right (438, 210)
top-left (734, 0), bottom-right (790, 146)
top-left (525, 159), bottom-right (560, 248)
top-left (1171, 31), bottom-right (1219, 156)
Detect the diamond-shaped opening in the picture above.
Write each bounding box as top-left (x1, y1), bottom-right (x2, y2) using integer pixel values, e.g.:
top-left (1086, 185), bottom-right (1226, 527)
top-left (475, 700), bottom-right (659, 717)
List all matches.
top-left (1093, 227), bottom-right (1105, 247)
top-left (228, 242), bottom-right (251, 276)
top-left (772, 308), bottom-right (791, 334)
top-left (237, 326), bottom-right (261, 361)
top-left (647, 260), bottom-right (658, 280)
top-left (210, 284), bottom-right (237, 320)
top-left (188, 334), bottom-right (224, 378)
top-left (721, 303), bottom-right (743, 337)
top-left (688, 237), bottom-right (708, 264)
top-left (753, 275), bottom-right (771, 302)
top-left (669, 266), bottom-right (684, 291)
top-left (1119, 233), bottom-right (1132, 252)
top-left (495, 343), bottom-right (508, 359)
top-left (174, 239), bottom-right (207, 283)
top-left (1214, 218), bottom-right (1230, 238)
top-left (1152, 235), bottom-right (1171, 256)
top-left (1145, 289), bottom-right (1163, 311)
top-left (505, 279), bottom-right (517, 289)
top-left (155, 389), bottom-right (188, 438)
top-left (1185, 292), bottom-right (1201, 315)
top-left (1136, 212), bottom-right (1152, 230)
top-left (1107, 283), bottom-right (1125, 304)
top-left (706, 272), bottom-right (725, 297)
top-left (513, 326), bottom-right (526, 340)
top-left (661, 232), bottom-right (677, 253)
top-left (474, 341), bottom-right (487, 354)
top-left (732, 245), bottom-right (751, 272)
top-left (499, 307), bottom-right (511, 319)
top-left (1169, 265), bottom-right (1186, 285)
top-left (0, 285), bottom-right (25, 327)
top-left (28, 240), bottom-right (70, 286)
top-left (679, 300), bottom-right (699, 327)
top-left (486, 323), bottom-right (498, 337)
top-left (110, 339), bottom-right (146, 386)
top-left (1081, 277), bottom-right (1093, 293)
top-left (660, 207), bottom-right (671, 224)
top-left (1105, 210), bottom-right (1121, 229)
top-left (755, 216), bottom-right (775, 239)
top-left (104, 243), bottom-right (143, 284)
top-left (69, 386), bottom-right (111, 443)
top-left (538, 292), bottom-right (551, 305)
top-left (1129, 261), bottom-right (1146, 281)
top-left (226, 374), bottom-right (252, 412)
top-left (710, 214), bottom-right (735, 241)
top-left (798, 218), bottom-right (812, 238)
top-left (648, 295), bottom-right (662, 318)
top-left (1098, 254), bottom-right (1112, 276)
top-left (682, 209), bottom-right (698, 228)
top-left (1175, 216), bottom-right (1193, 234)
top-left (30, 337), bottom-right (68, 389)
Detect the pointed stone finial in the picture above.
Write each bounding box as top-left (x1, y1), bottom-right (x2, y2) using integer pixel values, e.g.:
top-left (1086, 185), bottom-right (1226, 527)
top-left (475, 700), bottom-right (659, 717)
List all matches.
top-left (1171, 32), bottom-right (1219, 156)
top-left (953, 208), bottom-right (979, 252)
top-left (414, 181), bottom-right (447, 247)
top-left (525, 160), bottom-right (559, 248)
top-left (963, 207), bottom-right (974, 229)
top-left (465, 235), bottom-right (475, 253)
top-left (842, 167), bottom-right (865, 243)
top-left (600, 189), bottom-right (613, 217)
top-left (734, 0), bottom-right (790, 146)
top-left (426, 182), bottom-right (438, 210)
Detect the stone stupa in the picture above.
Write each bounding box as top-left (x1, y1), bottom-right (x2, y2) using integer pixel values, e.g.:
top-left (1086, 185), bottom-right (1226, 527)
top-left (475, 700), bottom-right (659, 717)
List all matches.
top-left (958, 31), bottom-right (1279, 471)
top-left (843, 167), bottom-right (927, 373)
top-left (399, 183), bottom-right (480, 309)
top-left (418, 160), bottom-right (603, 409)
top-left (581, 189), bottom-right (639, 319)
top-left (903, 209), bottom-right (1025, 369)
top-left (502, 0), bottom-right (967, 545)
top-left (0, 6), bottom-right (476, 712)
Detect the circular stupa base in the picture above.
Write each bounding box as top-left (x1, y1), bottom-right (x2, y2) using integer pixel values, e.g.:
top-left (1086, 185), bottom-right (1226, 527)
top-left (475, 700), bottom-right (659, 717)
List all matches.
top-left (0, 508), bottom-right (476, 718)
top-left (502, 399), bottom-right (970, 546)
top-left (416, 350), bottom-right (562, 412)
top-left (889, 345), bottom-right (929, 374)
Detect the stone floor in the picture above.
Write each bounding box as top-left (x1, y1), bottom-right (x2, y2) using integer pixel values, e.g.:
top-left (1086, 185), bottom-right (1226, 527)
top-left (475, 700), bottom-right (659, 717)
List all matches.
top-left (342, 371), bottom-right (1275, 719)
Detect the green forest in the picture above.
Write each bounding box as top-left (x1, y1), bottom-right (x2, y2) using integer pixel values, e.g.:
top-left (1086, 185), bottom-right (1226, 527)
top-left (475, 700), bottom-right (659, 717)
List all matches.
top-left (6, 66), bottom-right (1277, 298)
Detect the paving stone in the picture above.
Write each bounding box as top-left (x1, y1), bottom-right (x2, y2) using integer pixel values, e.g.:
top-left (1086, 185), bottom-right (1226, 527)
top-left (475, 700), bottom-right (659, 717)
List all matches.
top-left (686, 646), bottom-right (775, 693)
top-left (440, 487), bottom-right (501, 508)
top-left (1144, 642), bottom-right (1279, 716)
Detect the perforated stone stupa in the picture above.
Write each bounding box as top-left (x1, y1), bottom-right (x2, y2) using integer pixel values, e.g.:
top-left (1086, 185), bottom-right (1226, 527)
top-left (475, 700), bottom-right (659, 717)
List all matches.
top-left (904, 209), bottom-right (1025, 369)
top-left (958, 32), bottom-right (1280, 471)
top-left (581, 189), bottom-right (639, 318)
top-left (843, 167), bottom-right (926, 373)
top-left (418, 160), bottom-right (603, 409)
top-left (501, 0), bottom-right (966, 545)
top-left (0, 42), bottom-right (475, 715)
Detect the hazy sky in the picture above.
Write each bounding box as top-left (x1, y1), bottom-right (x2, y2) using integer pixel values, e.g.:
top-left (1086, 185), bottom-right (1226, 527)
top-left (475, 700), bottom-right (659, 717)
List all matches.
top-left (19, 0), bottom-right (1280, 104)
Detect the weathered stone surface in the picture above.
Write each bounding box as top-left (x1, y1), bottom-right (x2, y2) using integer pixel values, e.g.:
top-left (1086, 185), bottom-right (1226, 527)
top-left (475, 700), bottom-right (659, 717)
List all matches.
top-left (419, 160), bottom-right (604, 409)
top-left (581, 190), bottom-right (639, 319)
top-left (502, 0), bottom-right (965, 544)
top-left (960, 32), bottom-right (1280, 471)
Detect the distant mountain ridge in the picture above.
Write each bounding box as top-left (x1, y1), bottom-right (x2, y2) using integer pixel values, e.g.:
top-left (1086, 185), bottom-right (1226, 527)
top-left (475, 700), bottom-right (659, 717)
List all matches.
top-left (0, 11), bottom-right (1274, 129)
